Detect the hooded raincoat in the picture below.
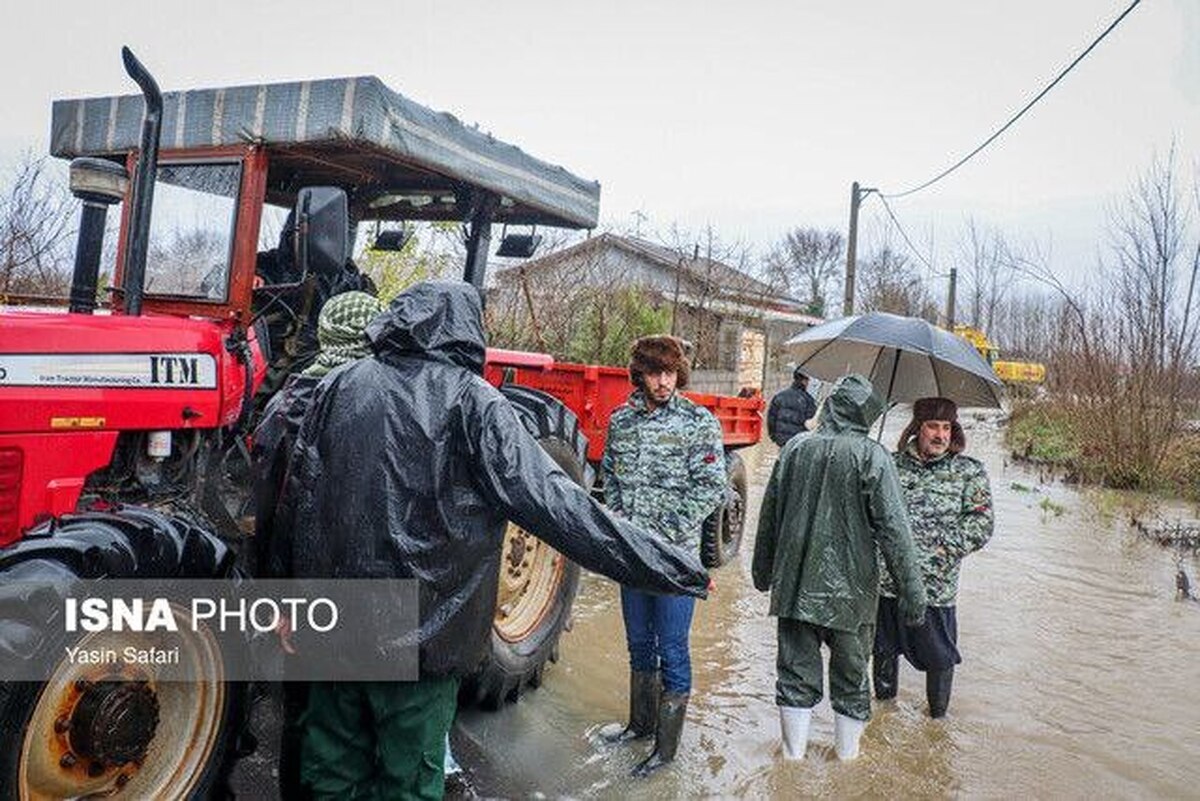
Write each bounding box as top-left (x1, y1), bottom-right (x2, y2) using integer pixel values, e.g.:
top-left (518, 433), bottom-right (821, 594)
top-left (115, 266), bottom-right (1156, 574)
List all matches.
top-left (279, 282), bottom-right (709, 678)
top-left (752, 374), bottom-right (926, 632)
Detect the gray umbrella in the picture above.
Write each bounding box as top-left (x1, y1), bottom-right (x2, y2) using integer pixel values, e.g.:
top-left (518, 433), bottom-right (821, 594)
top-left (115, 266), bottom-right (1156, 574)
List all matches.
top-left (784, 312), bottom-right (1003, 408)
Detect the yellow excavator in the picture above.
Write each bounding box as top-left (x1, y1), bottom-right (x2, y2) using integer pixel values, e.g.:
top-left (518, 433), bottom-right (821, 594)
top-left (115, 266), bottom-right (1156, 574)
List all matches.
top-left (953, 324), bottom-right (1046, 385)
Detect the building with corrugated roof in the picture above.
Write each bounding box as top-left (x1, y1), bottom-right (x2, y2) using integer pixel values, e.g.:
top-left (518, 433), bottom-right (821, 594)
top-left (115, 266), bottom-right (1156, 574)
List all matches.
top-left (490, 233), bottom-right (822, 391)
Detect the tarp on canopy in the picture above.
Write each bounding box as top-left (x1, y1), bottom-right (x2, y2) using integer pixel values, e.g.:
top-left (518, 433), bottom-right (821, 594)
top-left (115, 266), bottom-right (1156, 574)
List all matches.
top-left (50, 75), bottom-right (600, 228)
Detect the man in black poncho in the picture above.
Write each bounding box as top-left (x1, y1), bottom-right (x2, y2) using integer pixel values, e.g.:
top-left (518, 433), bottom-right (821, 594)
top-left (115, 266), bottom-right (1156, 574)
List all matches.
top-left (278, 280), bottom-right (709, 799)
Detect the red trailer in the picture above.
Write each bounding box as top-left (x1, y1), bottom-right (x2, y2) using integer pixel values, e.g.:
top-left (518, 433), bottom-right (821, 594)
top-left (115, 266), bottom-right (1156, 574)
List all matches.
top-left (484, 348), bottom-right (763, 461)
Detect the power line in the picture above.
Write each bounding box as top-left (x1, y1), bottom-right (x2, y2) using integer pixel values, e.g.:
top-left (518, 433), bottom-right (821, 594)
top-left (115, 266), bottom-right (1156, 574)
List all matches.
top-left (883, 0), bottom-right (1143, 199)
top-left (875, 193), bottom-right (947, 279)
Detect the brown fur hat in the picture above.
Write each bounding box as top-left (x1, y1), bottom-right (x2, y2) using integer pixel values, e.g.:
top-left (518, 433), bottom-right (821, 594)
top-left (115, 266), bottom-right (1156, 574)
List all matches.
top-left (629, 335), bottom-right (690, 390)
top-left (897, 396), bottom-right (966, 454)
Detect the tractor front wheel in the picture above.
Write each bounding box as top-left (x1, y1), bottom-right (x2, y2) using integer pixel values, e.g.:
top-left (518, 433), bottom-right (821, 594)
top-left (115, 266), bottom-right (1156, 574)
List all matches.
top-left (0, 510), bottom-right (246, 801)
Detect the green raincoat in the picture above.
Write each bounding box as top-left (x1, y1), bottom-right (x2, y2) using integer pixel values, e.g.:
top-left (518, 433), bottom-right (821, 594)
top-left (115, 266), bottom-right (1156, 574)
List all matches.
top-left (752, 374), bottom-right (927, 632)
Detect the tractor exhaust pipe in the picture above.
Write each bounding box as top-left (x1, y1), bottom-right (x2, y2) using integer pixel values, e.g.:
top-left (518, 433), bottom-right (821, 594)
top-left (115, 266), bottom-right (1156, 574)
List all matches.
top-left (67, 158), bottom-right (128, 314)
top-left (119, 46), bottom-right (163, 316)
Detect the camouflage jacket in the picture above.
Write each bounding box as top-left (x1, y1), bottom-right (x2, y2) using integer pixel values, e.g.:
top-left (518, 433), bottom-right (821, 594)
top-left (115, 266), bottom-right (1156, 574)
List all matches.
top-left (602, 390), bottom-right (726, 552)
top-left (880, 444), bottom-right (994, 606)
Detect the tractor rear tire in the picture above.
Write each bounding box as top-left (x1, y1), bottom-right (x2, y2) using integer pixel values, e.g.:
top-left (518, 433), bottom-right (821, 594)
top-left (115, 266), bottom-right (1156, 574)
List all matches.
top-left (701, 450), bottom-right (748, 568)
top-left (0, 509), bottom-right (246, 801)
top-left (462, 386), bottom-right (588, 710)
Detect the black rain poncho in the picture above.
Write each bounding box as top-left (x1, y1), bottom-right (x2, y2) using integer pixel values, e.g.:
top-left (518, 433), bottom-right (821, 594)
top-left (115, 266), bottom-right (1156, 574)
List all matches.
top-left (279, 281), bottom-right (709, 677)
top-left (752, 374), bottom-right (926, 632)
top-left (252, 373), bottom-right (320, 579)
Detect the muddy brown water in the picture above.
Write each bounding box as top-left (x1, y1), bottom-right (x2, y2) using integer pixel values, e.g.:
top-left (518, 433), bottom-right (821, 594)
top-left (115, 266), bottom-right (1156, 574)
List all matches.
top-left (455, 414), bottom-right (1200, 799)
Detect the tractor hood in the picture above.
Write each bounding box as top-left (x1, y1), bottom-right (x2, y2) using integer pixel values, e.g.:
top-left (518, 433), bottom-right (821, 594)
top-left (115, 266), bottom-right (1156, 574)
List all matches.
top-left (0, 310), bottom-right (262, 432)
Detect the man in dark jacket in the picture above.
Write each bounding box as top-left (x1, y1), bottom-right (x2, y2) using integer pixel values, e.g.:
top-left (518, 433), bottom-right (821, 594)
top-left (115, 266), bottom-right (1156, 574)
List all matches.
top-left (253, 291), bottom-right (385, 577)
top-left (766, 366), bottom-right (817, 446)
top-left (279, 281), bottom-right (709, 799)
top-left (752, 373), bottom-right (926, 761)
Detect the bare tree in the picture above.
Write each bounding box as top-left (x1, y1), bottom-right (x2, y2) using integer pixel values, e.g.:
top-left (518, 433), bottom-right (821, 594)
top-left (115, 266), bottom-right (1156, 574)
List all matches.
top-left (0, 153), bottom-right (75, 298)
top-left (485, 230), bottom-right (671, 365)
top-left (657, 223), bottom-right (758, 369)
top-left (1011, 149), bottom-right (1200, 489)
top-left (958, 218), bottom-right (1017, 334)
top-left (989, 288), bottom-right (1063, 359)
top-left (1107, 145), bottom-right (1196, 372)
top-left (857, 239), bottom-right (937, 321)
top-left (144, 228), bottom-right (229, 296)
top-left (764, 227), bottom-right (844, 316)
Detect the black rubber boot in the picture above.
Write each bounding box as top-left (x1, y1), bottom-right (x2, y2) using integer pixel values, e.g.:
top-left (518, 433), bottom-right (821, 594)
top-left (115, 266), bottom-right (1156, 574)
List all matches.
top-left (632, 692), bottom-right (688, 777)
top-left (874, 655), bottom-right (899, 700)
top-left (601, 671), bottom-right (659, 743)
top-left (926, 667), bottom-right (954, 719)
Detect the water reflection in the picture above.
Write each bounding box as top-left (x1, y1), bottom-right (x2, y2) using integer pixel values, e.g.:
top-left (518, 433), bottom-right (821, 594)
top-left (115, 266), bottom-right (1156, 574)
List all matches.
top-left (456, 416), bottom-right (1200, 798)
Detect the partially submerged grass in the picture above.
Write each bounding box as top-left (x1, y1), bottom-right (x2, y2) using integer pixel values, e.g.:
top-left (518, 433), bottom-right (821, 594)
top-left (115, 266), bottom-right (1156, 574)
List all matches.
top-left (1005, 404), bottom-right (1080, 466)
top-left (1038, 496), bottom-right (1066, 518)
top-left (1006, 400), bottom-right (1200, 503)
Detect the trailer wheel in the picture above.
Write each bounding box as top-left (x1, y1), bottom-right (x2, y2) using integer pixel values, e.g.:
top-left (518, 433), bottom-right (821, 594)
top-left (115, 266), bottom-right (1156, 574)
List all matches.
top-left (0, 510), bottom-right (245, 801)
top-left (463, 386), bottom-right (588, 710)
top-left (701, 451), bottom-right (747, 568)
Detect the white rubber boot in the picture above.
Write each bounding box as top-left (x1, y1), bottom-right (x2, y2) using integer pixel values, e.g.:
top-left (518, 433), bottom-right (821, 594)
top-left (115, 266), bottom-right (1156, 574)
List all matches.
top-left (834, 713), bottom-right (866, 760)
top-left (779, 706), bottom-right (812, 760)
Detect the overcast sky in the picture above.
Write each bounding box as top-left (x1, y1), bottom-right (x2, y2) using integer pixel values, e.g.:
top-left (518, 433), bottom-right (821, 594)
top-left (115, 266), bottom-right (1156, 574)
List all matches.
top-left (3, 0), bottom-right (1197, 290)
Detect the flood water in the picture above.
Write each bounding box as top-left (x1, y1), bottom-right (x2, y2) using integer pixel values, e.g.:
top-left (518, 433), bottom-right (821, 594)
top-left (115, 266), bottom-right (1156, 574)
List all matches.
top-left (456, 413), bottom-right (1200, 799)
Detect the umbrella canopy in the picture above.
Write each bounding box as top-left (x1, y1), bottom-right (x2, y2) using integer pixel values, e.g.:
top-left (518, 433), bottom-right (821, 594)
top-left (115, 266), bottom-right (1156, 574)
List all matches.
top-left (785, 312), bottom-right (1003, 408)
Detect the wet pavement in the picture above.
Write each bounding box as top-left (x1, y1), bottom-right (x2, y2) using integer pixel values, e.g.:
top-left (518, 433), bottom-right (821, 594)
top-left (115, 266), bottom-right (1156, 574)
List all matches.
top-left (236, 412), bottom-right (1200, 798)
top-left (453, 412), bottom-right (1200, 799)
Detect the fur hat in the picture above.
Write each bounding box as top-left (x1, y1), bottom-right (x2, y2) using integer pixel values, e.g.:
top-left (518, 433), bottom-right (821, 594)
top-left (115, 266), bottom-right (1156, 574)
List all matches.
top-left (629, 335), bottom-right (690, 390)
top-left (897, 396), bottom-right (966, 454)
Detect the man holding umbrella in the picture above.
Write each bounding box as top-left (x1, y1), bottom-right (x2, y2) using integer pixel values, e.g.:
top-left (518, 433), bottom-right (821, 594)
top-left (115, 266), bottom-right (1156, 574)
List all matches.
top-left (874, 397), bottom-right (994, 718)
top-left (782, 313), bottom-right (1002, 724)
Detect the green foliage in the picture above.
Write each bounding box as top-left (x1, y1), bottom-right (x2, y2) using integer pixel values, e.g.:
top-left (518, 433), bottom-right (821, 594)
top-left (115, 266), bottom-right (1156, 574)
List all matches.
top-left (562, 288), bottom-right (672, 366)
top-left (357, 226), bottom-right (456, 302)
top-left (1005, 404), bottom-right (1079, 465)
top-left (1038, 496), bottom-right (1066, 517)
top-left (1007, 400), bottom-right (1200, 502)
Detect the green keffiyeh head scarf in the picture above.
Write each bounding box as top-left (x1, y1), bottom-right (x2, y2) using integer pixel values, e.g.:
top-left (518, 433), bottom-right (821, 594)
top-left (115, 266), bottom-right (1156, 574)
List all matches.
top-left (302, 291), bottom-right (385, 377)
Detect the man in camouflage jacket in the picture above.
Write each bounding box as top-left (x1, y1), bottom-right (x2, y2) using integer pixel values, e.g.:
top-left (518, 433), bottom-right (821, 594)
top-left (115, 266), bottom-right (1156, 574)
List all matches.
top-left (600, 335), bottom-right (726, 777)
top-left (875, 396), bottom-right (994, 718)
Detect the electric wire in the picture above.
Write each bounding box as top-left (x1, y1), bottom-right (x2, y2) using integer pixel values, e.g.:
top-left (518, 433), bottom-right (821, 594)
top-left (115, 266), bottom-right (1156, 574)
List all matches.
top-left (875, 193), bottom-right (948, 279)
top-left (883, 0), bottom-right (1143, 199)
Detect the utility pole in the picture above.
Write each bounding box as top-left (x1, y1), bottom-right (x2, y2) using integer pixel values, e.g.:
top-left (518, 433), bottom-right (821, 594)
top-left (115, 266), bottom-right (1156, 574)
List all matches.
top-left (945, 267), bottom-right (958, 329)
top-left (843, 181), bottom-right (874, 317)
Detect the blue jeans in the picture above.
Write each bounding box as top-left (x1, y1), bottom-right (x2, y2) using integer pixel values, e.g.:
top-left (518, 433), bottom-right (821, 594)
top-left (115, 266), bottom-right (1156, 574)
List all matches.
top-left (620, 587), bottom-right (696, 694)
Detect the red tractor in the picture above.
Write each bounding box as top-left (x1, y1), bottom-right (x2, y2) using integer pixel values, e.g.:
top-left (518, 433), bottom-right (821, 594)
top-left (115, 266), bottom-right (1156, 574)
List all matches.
top-left (0, 50), bottom-right (760, 798)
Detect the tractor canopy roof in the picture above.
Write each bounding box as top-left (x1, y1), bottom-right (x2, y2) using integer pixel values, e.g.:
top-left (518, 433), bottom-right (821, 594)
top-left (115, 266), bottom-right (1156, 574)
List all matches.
top-left (50, 75), bottom-right (600, 228)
